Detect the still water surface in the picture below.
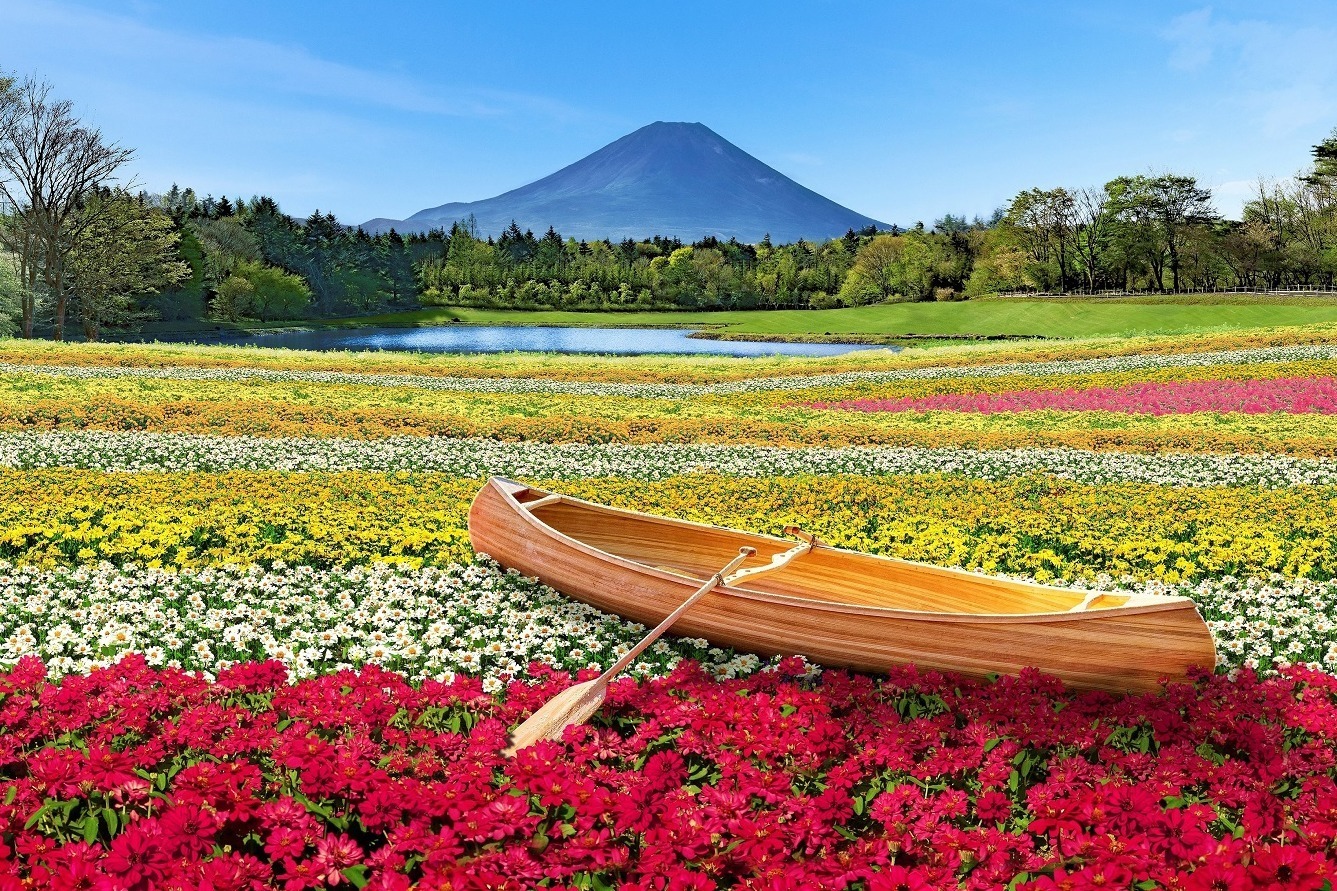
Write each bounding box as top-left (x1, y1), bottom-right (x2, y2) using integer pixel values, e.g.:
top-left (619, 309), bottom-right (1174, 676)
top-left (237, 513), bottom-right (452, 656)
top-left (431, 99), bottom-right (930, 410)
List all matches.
top-left (153, 325), bottom-right (886, 357)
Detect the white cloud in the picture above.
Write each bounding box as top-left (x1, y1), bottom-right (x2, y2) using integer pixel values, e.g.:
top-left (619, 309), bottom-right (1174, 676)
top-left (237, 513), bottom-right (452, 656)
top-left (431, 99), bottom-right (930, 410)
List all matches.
top-left (1164, 8), bottom-right (1216, 71)
top-left (0, 2), bottom-right (584, 121)
top-left (1161, 7), bottom-right (1337, 137)
top-left (0, 1), bottom-right (596, 221)
top-left (1207, 178), bottom-right (1260, 219)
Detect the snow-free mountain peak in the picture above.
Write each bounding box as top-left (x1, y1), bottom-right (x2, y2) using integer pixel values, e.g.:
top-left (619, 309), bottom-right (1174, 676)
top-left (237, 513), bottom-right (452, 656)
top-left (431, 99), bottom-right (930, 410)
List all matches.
top-left (362, 122), bottom-right (887, 243)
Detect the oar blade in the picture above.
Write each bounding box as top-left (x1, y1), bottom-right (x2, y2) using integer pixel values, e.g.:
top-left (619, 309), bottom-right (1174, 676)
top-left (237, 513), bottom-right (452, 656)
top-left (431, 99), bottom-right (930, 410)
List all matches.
top-left (503, 679), bottom-right (607, 757)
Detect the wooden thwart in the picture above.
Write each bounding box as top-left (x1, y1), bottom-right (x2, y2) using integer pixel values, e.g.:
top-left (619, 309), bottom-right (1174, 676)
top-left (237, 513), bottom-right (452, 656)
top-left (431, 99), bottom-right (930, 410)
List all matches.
top-left (522, 494), bottom-right (563, 511)
top-left (725, 533), bottom-right (816, 585)
top-left (1067, 592), bottom-right (1106, 613)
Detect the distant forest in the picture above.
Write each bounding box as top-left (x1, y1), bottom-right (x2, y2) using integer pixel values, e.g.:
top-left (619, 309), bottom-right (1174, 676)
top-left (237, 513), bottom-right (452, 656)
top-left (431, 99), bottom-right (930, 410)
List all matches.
top-left (2, 69), bottom-right (1336, 339)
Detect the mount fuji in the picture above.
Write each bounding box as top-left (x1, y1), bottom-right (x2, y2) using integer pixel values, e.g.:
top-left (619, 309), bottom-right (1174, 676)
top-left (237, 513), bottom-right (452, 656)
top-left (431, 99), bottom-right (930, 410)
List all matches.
top-left (360, 122), bottom-right (888, 243)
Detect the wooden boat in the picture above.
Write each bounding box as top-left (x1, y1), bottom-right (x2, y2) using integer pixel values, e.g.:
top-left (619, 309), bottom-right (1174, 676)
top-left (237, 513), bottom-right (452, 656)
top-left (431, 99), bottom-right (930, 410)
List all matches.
top-left (468, 478), bottom-right (1218, 693)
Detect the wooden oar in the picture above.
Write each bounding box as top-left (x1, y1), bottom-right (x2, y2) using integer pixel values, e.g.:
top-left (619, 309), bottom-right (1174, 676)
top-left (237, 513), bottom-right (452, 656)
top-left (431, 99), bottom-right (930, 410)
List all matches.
top-left (503, 546), bottom-right (758, 757)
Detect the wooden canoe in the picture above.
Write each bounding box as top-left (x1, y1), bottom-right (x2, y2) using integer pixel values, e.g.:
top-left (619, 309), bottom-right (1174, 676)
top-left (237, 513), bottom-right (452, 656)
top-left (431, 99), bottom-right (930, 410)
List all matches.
top-left (467, 478), bottom-right (1218, 692)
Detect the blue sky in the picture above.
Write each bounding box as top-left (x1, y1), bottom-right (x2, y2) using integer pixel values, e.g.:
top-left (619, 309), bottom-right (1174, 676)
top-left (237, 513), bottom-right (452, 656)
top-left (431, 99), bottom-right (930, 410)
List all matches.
top-left (3, 1), bottom-right (1335, 228)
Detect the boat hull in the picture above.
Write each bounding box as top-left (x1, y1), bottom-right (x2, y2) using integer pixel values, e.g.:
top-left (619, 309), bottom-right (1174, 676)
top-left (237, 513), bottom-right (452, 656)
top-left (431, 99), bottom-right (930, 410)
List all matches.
top-left (468, 479), bottom-right (1218, 693)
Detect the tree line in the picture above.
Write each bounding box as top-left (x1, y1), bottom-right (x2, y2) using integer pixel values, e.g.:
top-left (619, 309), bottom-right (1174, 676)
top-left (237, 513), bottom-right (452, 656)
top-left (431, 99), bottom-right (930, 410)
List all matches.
top-left (3, 68), bottom-right (1336, 342)
top-left (977, 158), bottom-right (1337, 295)
top-left (416, 222), bottom-right (889, 311)
top-left (0, 74), bottom-right (424, 340)
top-left (369, 131), bottom-right (1337, 310)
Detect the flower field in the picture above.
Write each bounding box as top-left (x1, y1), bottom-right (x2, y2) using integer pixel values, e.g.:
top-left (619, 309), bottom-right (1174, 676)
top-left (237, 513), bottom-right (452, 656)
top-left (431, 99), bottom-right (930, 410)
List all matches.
top-left (3, 327), bottom-right (1337, 887)
top-left (7, 657), bottom-right (1337, 890)
top-left (807, 375), bottom-right (1337, 415)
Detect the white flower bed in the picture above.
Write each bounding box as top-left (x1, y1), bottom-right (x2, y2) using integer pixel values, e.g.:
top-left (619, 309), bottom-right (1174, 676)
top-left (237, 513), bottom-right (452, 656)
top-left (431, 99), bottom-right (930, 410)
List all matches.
top-left (0, 559), bottom-right (1330, 684)
top-left (1052, 572), bottom-right (1337, 674)
top-left (5, 343), bottom-right (1336, 399)
top-left (3, 430), bottom-right (1335, 487)
top-left (0, 559), bottom-right (763, 690)
top-left (1174, 575), bottom-right (1337, 673)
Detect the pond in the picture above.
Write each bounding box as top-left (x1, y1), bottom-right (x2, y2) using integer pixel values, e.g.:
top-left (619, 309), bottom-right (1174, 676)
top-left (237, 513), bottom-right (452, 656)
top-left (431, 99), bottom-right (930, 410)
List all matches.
top-left (137, 325), bottom-right (887, 357)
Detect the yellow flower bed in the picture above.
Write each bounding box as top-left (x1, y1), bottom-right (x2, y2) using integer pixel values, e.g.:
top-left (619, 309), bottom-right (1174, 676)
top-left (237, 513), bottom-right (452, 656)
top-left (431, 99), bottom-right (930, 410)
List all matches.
top-left (3, 395), bottom-right (1336, 454)
top-left (4, 469), bottom-right (1334, 583)
top-left (774, 359), bottom-right (1337, 402)
top-left (0, 470), bottom-right (478, 570)
top-left (7, 358), bottom-right (1336, 411)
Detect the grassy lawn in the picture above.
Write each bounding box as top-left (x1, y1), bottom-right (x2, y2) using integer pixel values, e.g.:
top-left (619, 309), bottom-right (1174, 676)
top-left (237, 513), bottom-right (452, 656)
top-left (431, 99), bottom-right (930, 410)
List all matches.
top-left (328, 298), bottom-right (1337, 341)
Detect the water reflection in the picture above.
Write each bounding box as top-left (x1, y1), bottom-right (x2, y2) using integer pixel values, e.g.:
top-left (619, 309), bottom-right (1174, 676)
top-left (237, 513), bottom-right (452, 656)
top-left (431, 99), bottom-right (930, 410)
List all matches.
top-left (139, 325), bottom-right (887, 357)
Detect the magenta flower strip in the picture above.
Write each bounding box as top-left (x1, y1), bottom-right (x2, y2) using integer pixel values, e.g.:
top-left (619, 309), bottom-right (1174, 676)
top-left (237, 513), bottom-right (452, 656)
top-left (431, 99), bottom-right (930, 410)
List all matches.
top-left (808, 375), bottom-right (1337, 416)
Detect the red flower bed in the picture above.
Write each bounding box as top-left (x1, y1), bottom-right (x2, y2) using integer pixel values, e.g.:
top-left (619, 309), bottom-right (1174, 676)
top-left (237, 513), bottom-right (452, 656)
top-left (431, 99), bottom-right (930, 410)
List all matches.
top-left (1, 656), bottom-right (1336, 889)
top-left (805, 375), bottom-right (1337, 415)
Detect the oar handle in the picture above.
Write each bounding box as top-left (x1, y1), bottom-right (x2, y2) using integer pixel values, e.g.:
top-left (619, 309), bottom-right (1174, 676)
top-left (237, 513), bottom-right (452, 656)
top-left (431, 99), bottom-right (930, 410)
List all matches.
top-left (782, 525), bottom-right (823, 548)
top-left (595, 547), bottom-right (756, 686)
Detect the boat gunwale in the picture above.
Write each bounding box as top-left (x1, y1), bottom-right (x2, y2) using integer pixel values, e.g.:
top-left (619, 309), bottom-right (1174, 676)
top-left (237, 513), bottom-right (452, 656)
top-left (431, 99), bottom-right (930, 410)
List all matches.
top-left (482, 478), bottom-right (1198, 625)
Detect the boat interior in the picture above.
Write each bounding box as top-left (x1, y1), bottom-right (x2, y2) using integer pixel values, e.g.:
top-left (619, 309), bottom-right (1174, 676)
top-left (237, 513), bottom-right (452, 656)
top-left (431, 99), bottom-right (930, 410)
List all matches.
top-left (507, 485), bottom-right (1145, 616)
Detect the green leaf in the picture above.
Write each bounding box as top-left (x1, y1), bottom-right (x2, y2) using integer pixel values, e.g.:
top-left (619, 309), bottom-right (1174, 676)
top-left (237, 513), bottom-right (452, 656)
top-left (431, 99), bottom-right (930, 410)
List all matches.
top-left (82, 813), bottom-right (100, 844)
top-left (3, 786), bottom-right (15, 805)
top-left (341, 865), bottom-right (370, 889)
top-left (23, 800), bottom-right (57, 831)
top-left (102, 807), bottom-right (119, 835)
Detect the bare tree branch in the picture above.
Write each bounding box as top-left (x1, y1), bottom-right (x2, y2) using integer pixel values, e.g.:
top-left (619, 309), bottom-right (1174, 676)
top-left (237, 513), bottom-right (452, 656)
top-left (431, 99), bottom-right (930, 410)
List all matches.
top-left (0, 75), bottom-right (133, 339)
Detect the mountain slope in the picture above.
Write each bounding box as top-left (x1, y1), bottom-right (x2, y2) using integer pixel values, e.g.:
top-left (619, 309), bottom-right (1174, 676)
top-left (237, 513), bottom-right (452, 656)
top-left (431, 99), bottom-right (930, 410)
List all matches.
top-left (362, 122), bottom-right (887, 243)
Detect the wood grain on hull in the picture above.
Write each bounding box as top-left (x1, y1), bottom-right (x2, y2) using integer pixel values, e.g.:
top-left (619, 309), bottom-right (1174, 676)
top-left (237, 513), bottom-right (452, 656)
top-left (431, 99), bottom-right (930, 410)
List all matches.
top-left (467, 479), bottom-right (1218, 693)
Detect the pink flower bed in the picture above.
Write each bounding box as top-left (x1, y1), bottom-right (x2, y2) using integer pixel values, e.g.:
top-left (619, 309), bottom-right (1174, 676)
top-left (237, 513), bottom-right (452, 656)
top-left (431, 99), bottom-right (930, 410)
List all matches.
top-left (1, 656), bottom-right (1336, 889)
top-left (806, 375), bottom-right (1337, 415)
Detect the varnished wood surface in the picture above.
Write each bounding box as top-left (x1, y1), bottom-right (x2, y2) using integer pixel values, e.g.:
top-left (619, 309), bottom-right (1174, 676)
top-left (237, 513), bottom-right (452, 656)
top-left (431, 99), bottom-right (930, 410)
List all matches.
top-left (468, 478), bottom-right (1219, 692)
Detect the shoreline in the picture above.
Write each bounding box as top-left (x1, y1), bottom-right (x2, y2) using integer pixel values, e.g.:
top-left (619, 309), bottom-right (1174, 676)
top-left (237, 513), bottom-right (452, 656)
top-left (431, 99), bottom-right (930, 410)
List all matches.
top-left (86, 292), bottom-right (1337, 349)
top-left (686, 331), bottom-right (1055, 345)
top-left (114, 322), bottom-right (1045, 351)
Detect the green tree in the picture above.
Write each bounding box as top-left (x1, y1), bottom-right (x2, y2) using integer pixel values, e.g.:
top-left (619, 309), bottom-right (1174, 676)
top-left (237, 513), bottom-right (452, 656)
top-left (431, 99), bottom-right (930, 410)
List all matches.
top-left (190, 216), bottom-right (261, 284)
top-left (1004, 187), bottom-right (1076, 291)
top-left (1107, 174), bottom-right (1215, 291)
top-left (210, 271), bottom-right (256, 321)
top-left (0, 75), bottom-right (134, 339)
top-left (1072, 186), bottom-right (1114, 291)
top-left (66, 189), bottom-right (189, 340)
top-left (837, 233), bottom-right (936, 303)
top-left (211, 260), bottom-right (310, 321)
top-left (0, 247), bottom-right (22, 336)
top-left (147, 225), bottom-right (207, 322)
top-left (964, 226), bottom-right (1028, 296)
top-left (1305, 128), bottom-right (1337, 190)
